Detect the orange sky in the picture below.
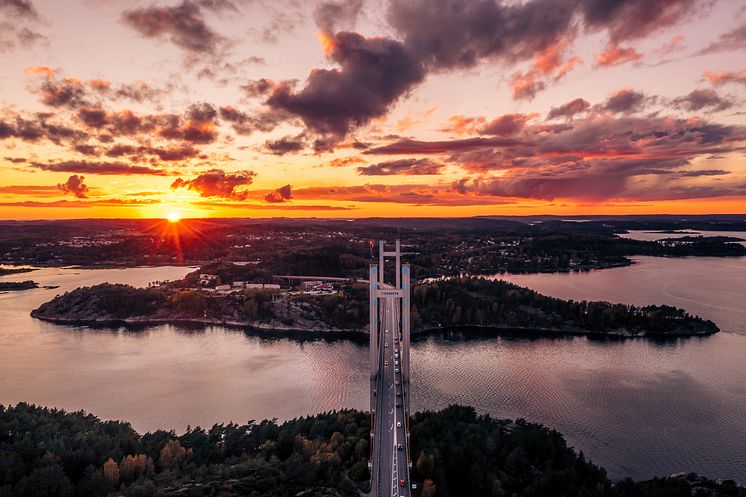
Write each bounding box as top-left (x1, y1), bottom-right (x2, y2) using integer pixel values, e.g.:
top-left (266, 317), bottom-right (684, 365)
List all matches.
top-left (1, 0), bottom-right (745, 219)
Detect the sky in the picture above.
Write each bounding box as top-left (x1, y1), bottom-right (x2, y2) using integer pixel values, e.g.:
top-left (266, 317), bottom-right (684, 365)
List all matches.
top-left (0, 0), bottom-right (745, 220)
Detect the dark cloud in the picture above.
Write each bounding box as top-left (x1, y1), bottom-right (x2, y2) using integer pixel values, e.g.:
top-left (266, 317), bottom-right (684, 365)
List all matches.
top-left (677, 169), bottom-right (729, 177)
top-left (57, 175), bottom-right (89, 198)
top-left (0, 0), bottom-right (39, 19)
top-left (264, 134), bottom-right (306, 155)
top-left (578, 0), bottom-right (699, 45)
top-left (480, 113), bottom-right (534, 136)
top-left (698, 22), bottom-right (746, 55)
top-left (358, 158), bottom-right (445, 175)
top-left (0, 113), bottom-right (89, 145)
top-left (287, 183), bottom-right (516, 206)
top-left (389, 0), bottom-right (700, 71)
top-left (314, 0), bottom-right (363, 33)
top-left (27, 69), bottom-right (170, 108)
top-left (122, 1), bottom-right (226, 56)
top-left (451, 157), bottom-right (694, 201)
top-left (240, 78), bottom-right (275, 98)
top-left (4, 156), bottom-right (26, 163)
top-left (547, 98), bottom-right (590, 120)
top-left (672, 89), bottom-right (734, 112)
top-left (159, 103), bottom-right (219, 143)
top-left (601, 88), bottom-right (649, 114)
top-left (365, 136), bottom-right (522, 155)
top-left (258, 0), bottom-right (705, 138)
top-left (266, 31), bottom-right (425, 137)
top-left (264, 184), bottom-right (292, 203)
top-left (37, 77), bottom-right (88, 108)
top-left (171, 168), bottom-right (255, 199)
top-left (30, 160), bottom-right (168, 176)
top-left (219, 105), bottom-right (281, 135)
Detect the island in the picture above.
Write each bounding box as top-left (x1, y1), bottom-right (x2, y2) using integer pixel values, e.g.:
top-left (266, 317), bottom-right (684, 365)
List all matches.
top-left (30, 263), bottom-right (719, 338)
top-left (0, 280), bottom-right (39, 291)
top-left (0, 402), bottom-right (742, 497)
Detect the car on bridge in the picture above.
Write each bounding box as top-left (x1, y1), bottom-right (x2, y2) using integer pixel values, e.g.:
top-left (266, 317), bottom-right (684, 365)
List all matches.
top-left (397, 421), bottom-right (402, 428)
top-left (397, 443), bottom-right (403, 450)
top-left (400, 479), bottom-right (406, 487)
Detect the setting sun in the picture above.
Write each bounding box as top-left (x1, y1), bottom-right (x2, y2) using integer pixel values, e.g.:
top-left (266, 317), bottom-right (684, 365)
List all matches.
top-left (166, 211), bottom-right (181, 223)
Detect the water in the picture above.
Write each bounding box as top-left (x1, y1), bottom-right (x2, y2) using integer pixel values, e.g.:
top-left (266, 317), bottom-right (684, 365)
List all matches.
top-left (2, 259), bottom-right (746, 482)
top-left (620, 229), bottom-right (746, 247)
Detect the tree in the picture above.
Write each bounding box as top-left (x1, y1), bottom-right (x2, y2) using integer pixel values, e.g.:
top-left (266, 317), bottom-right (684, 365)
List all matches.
top-left (158, 440), bottom-right (186, 471)
top-left (102, 458), bottom-right (119, 488)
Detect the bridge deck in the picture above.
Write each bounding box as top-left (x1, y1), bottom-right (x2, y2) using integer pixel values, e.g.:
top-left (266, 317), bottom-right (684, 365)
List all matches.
top-left (371, 295), bottom-right (410, 497)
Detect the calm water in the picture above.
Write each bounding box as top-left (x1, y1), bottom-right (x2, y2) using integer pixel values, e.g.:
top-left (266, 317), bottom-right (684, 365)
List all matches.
top-left (1, 259), bottom-right (746, 482)
top-left (620, 229), bottom-right (746, 247)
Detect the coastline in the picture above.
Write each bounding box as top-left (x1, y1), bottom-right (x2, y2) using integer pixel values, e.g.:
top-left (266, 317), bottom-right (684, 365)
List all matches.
top-left (30, 310), bottom-right (719, 340)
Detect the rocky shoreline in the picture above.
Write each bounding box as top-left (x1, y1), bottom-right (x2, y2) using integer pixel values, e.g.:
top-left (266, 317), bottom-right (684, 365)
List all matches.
top-left (30, 310), bottom-right (719, 340)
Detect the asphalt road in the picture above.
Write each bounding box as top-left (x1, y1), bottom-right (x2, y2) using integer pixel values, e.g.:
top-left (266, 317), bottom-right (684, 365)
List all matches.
top-left (371, 295), bottom-right (411, 497)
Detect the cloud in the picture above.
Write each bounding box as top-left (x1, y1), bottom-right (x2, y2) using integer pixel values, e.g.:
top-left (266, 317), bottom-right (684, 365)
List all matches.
top-left (704, 70), bottom-right (746, 86)
top-left (480, 113), bottom-right (536, 136)
top-left (57, 175), bottom-right (89, 198)
top-left (600, 88), bottom-right (649, 114)
top-left (159, 103), bottom-right (219, 143)
top-left (389, 0), bottom-right (700, 70)
top-left (122, 1), bottom-right (227, 57)
top-left (0, 199), bottom-right (159, 208)
top-left (595, 45), bottom-right (642, 67)
top-left (259, 0), bottom-right (706, 138)
top-left (264, 184), bottom-right (292, 203)
top-left (286, 183), bottom-right (517, 206)
top-left (219, 104), bottom-right (281, 135)
top-left (240, 78), bottom-right (275, 98)
top-left (314, 0), bottom-right (363, 33)
top-left (365, 136), bottom-right (523, 155)
top-left (0, 184), bottom-right (58, 196)
top-left (171, 168), bottom-right (255, 199)
top-left (266, 31), bottom-right (425, 138)
top-left (547, 98), bottom-right (590, 120)
top-left (698, 22), bottom-right (746, 54)
top-left (0, 1), bottom-right (46, 53)
top-left (27, 68), bottom-right (169, 109)
top-left (30, 160), bottom-right (168, 175)
top-left (0, 113), bottom-right (89, 145)
top-left (672, 88), bottom-right (734, 112)
top-left (358, 158), bottom-right (445, 175)
top-left (0, 0), bottom-right (39, 19)
top-left (366, 114), bottom-right (746, 185)
top-left (509, 41), bottom-right (583, 100)
top-left (264, 134), bottom-right (306, 155)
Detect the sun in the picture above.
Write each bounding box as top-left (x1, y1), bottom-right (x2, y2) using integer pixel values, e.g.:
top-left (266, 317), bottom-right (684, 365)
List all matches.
top-left (166, 211), bottom-right (181, 223)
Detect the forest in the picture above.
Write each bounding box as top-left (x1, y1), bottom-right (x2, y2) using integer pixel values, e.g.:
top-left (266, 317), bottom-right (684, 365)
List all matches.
top-left (411, 278), bottom-right (719, 336)
top-left (1, 403), bottom-right (743, 497)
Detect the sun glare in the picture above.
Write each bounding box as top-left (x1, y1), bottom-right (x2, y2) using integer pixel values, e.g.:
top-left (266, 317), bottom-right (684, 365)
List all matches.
top-left (166, 211), bottom-right (181, 223)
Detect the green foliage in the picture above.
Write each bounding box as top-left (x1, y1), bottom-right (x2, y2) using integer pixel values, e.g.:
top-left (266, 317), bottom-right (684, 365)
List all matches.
top-left (412, 277), bottom-right (718, 336)
top-left (1, 404), bottom-right (744, 497)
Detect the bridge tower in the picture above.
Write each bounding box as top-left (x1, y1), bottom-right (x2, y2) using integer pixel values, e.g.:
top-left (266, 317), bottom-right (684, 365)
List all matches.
top-left (370, 241), bottom-right (411, 412)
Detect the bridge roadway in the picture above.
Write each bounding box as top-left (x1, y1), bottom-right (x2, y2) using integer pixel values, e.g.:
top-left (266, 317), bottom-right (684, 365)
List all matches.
top-left (371, 292), bottom-right (410, 497)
